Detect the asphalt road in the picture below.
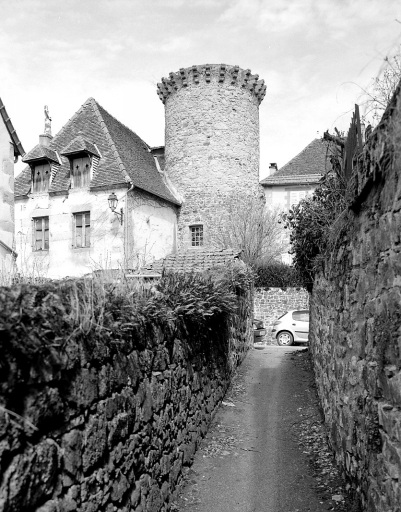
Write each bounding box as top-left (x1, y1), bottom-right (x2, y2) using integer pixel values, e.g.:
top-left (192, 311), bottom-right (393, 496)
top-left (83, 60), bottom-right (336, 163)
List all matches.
top-left (173, 346), bottom-right (341, 512)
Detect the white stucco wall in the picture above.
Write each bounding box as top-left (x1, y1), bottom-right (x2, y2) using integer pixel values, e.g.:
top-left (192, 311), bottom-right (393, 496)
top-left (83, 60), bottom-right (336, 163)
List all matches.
top-left (128, 191), bottom-right (177, 268)
top-left (263, 184), bottom-right (317, 211)
top-left (15, 186), bottom-right (177, 279)
top-left (263, 183), bottom-right (317, 265)
top-left (0, 120), bottom-right (16, 279)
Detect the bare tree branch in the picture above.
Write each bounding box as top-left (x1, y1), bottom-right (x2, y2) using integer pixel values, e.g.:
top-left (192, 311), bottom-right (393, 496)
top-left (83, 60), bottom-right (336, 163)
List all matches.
top-left (211, 194), bottom-right (287, 268)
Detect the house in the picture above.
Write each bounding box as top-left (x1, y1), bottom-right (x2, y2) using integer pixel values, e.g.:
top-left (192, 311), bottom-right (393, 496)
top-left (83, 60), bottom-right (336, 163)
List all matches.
top-left (14, 63), bottom-right (266, 279)
top-left (0, 97), bottom-right (24, 276)
top-left (260, 138), bottom-right (329, 264)
top-left (14, 98), bottom-right (180, 279)
top-left (260, 138), bottom-right (329, 210)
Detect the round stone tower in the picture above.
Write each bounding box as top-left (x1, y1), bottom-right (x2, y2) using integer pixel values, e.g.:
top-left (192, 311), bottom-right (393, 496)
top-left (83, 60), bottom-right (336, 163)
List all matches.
top-left (157, 64), bottom-right (266, 250)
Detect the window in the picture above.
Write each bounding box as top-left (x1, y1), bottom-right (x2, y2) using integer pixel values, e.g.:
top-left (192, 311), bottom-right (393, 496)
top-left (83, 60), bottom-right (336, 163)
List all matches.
top-left (292, 310), bottom-right (309, 322)
top-left (32, 163), bottom-right (50, 193)
top-left (190, 225), bottom-right (203, 247)
top-left (289, 189), bottom-right (308, 207)
top-left (74, 212), bottom-right (90, 248)
top-left (72, 156), bottom-right (91, 188)
top-left (33, 217), bottom-right (49, 251)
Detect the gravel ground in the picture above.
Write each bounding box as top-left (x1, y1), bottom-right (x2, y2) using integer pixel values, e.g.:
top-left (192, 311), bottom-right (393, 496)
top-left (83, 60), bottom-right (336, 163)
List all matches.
top-left (171, 348), bottom-right (360, 512)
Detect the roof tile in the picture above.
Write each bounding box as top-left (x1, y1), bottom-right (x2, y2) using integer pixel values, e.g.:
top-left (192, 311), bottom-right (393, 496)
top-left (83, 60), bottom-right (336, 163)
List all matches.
top-left (22, 144), bottom-right (59, 164)
top-left (141, 248), bottom-right (242, 274)
top-left (15, 98), bottom-right (180, 205)
top-left (260, 139), bottom-right (329, 186)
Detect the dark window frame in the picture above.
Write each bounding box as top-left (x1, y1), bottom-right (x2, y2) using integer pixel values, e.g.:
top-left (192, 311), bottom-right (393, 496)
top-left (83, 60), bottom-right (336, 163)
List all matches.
top-left (190, 224), bottom-right (204, 247)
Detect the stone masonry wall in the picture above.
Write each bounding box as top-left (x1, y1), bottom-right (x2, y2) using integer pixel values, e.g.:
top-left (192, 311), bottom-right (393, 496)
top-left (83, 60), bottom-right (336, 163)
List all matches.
top-left (0, 294), bottom-right (252, 512)
top-left (159, 64), bottom-right (266, 250)
top-left (253, 287), bottom-right (309, 344)
top-left (309, 92), bottom-right (401, 511)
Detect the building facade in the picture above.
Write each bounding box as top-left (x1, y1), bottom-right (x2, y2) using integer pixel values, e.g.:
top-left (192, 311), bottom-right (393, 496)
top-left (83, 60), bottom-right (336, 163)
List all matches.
top-left (157, 64), bottom-right (266, 250)
top-left (13, 64), bottom-right (266, 279)
top-left (260, 138), bottom-right (330, 263)
top-left (0, 98), bottom-right (24, 278)
top-left (14, 99), bottom-right (179, 279)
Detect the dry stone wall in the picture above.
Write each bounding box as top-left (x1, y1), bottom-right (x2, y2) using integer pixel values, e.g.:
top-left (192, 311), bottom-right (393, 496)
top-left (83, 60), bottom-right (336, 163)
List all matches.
top-left (159, 64), bottom-right (265, 249)
top-left (0, 295), bottom-right (252, 512)
top-left (309, 93), bottom-right (401, 511)
top-left (253, 287), bottom-right (309, 344)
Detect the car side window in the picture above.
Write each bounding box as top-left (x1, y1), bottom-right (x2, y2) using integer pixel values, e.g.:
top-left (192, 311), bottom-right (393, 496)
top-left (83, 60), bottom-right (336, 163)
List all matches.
top-left (292, 311), bottom-right (309, 322)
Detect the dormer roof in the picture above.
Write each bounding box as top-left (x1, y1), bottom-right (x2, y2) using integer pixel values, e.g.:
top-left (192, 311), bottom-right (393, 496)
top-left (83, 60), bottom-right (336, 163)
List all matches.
top-left (0, 97), bottom-right (25, 157)
top-left (15, 98), bottom-right (180, 205)
top-left (22, 144), bottom-right (59, 164)
top-left (60, 136), bottom-right (100, 157)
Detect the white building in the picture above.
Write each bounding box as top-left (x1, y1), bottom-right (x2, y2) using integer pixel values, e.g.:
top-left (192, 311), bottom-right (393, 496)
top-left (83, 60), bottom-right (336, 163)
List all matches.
top-left (0, 97), bottom-right (24, 278)
top-left (260, 138), bottom-right (329, 263)
top-left (14, 99), bottom-right (180, 279)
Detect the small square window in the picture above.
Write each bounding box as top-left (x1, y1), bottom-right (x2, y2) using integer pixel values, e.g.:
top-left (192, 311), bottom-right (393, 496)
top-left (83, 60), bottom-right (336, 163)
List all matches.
top-left (74, 212), bottom-right (90, 248)
top-left (190, 225), bottom-right (203, 247)
top-left (33, 217), bottom-right (49, 251)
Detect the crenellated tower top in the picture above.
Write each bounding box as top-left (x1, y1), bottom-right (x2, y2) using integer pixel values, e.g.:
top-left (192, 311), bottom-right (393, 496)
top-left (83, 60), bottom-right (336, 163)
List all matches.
top-left (157, 64), bottom-right (266, 105)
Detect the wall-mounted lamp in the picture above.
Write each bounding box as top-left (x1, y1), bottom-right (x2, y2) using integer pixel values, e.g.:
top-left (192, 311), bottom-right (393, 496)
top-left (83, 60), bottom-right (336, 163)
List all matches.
top-left (108, 192), bottom-right (123, 225)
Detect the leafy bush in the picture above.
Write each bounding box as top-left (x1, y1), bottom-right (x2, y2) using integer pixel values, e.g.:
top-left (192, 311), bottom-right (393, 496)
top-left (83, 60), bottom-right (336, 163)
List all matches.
top-left (254, 262), bottom-right (303, 288)
top-left (0, 267), bottom-right (248, 403)
top-left (283, 173), bottom-right (347, 291)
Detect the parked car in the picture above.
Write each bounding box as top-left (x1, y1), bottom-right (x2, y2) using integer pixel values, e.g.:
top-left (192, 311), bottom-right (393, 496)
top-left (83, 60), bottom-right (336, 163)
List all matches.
top-left (253, 318), bottom-right (266, 343)
top-left (271, 310), bottom-right (309, 346)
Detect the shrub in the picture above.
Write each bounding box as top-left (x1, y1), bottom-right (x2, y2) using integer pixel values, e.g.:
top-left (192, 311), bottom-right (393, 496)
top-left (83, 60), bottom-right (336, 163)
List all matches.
top-left (254, 262), bottom-right (303, 288)
top-left (0, 267), bottom-right (249, 404)
top-left (283, 173), bottom-right (347, 291)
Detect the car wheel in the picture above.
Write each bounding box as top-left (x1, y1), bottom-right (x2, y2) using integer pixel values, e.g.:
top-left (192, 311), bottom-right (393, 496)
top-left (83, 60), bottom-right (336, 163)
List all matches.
top-left (277, 331), bottom-right (294, 346)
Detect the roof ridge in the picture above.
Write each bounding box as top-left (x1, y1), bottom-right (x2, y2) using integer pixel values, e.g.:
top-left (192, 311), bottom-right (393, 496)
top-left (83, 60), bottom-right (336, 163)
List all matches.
top-left (0, 97), bottom-right (25, 156)
top-left (48, 100), bottom-right (91, 148)
top-left (88, 98), bottom-right (132, 186)
top-left (279, 138), bottom-right (324, 171)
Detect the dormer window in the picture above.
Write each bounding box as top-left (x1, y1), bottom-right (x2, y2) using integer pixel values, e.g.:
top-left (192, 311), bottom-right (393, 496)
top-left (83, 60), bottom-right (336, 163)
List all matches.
top-left (32, 163), bottom-right (50, 193)
top-left (72, 156), bottom-right (91, 188)
top-left (60, 136), bottom-right (101, 189)
top-left (22, 144), bottom-right (59, 195)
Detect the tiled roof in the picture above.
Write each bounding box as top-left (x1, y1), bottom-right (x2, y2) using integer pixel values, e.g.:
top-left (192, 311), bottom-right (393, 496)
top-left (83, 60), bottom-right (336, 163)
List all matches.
top-left (262, 174), bottom-right (322, 186)
top-left (260, 139), bottom-right (329, 186)
top-left (15, 98), bottom-right (180, 204)
top-left (141, 248), bottom-right (241, 274)
top-left (60, 136), bottom-right (100, 157)
top-left (22, 144), bottom-right (59, 164)
top-left (0, 97), bottom-right (25, 157)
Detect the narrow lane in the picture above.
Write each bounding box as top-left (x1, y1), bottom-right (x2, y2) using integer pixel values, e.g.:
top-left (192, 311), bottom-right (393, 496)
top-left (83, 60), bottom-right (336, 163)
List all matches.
top-left (173, 346), bottom-right (342, 512)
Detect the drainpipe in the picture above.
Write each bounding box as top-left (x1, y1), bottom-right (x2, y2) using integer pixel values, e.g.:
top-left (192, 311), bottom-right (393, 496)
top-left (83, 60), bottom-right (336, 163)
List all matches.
top-left (124, 181), bottom-right (135, 270)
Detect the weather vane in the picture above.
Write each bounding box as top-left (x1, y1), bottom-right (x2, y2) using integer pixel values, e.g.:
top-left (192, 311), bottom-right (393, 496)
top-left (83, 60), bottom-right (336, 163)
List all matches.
top-left (44, 105), bottom-right (52, 136)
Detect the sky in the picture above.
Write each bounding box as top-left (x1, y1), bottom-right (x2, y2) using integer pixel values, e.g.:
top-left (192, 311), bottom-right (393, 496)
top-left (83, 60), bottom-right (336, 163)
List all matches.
top-left (2, 0), bottom-right (401, 180)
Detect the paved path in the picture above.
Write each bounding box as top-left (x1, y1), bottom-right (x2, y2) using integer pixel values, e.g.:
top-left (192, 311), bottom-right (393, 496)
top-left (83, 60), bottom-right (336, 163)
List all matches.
top-left (173, 346), bottom-right (343, 512)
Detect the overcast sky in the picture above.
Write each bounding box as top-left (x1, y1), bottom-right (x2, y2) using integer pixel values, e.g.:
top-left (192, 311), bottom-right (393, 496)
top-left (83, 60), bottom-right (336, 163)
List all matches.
top-left (2, 0), bottom-right (401, 179)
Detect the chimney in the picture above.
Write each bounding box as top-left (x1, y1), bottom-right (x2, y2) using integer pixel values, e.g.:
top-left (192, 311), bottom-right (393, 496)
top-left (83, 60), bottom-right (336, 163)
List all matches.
top-left (269, 163), bottom-right (278, 175)
top-left (39, 133), bottom-right (52, 147)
